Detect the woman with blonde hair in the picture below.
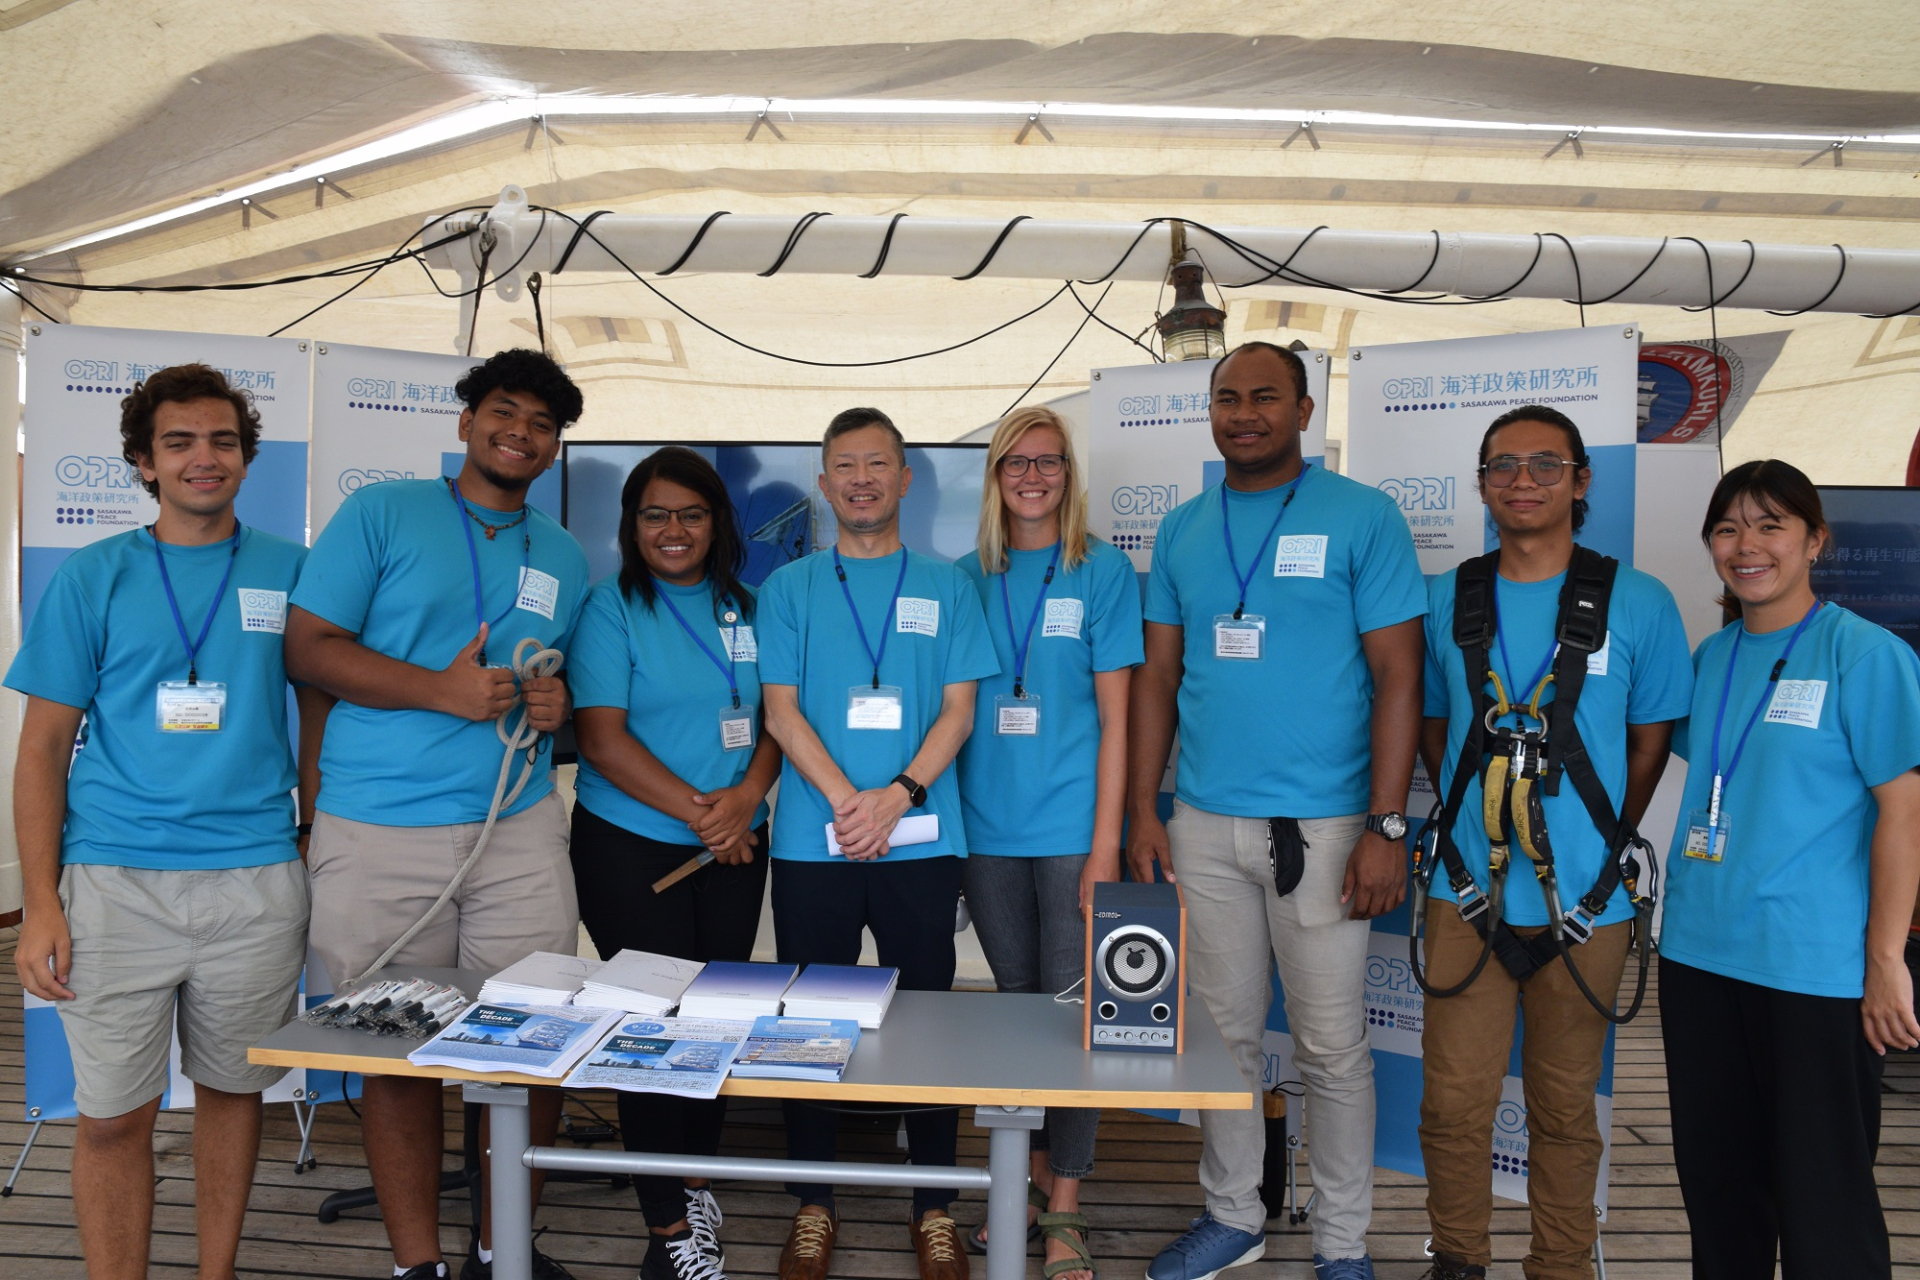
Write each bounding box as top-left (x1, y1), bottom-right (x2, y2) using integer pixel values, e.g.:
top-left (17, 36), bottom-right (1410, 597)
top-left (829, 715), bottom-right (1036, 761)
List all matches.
top-left (956, 405), bottom-right (1143, 1280)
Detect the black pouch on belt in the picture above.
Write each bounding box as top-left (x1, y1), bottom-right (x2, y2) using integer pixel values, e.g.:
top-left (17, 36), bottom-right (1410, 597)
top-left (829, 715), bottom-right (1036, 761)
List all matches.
top-left (1268, 817), bottom-right (1307, 898)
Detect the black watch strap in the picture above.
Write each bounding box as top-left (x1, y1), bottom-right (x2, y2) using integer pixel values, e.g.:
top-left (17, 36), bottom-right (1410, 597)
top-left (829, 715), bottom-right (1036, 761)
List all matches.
top-left (891, 773), bottom-right (927, 807)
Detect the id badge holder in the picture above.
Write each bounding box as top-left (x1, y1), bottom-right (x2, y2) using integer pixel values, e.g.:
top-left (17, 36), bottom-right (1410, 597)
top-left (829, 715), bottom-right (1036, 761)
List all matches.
top-left (1682, 810), bottom-right (1729, 862)
top-left (718, 706), bottom-right (755, 752)
top-left (848, 685), bottom-right (904, 730)
top-left (994, 693), bottom-right (1041, 736)
top-left (156, 681), bottom-right (226, 732)
top-left (1213, 613), bottom-right (1266, 660)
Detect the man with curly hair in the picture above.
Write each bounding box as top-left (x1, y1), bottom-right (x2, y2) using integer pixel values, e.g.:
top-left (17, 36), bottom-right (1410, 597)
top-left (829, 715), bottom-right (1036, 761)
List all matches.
top-left (288, 348), bottom-right (592, 1280)
top-left (10, 363), bottom-right (326, 1280)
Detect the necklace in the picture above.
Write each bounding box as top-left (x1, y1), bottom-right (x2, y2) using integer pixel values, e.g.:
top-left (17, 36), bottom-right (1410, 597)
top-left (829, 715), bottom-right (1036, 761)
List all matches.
top-left (444, 477), bottom-right (529, 540)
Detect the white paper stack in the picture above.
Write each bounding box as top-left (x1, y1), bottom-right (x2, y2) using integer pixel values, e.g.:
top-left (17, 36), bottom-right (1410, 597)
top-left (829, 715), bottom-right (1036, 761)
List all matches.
top-left (573, 950), bottom-right (707, 1016)
top-left (780, 964), bottom-right (899, 1029)
top-left (477, 951), bottom-right (603, 1007)
top-left (677, 961), bottom-right (800, 1021)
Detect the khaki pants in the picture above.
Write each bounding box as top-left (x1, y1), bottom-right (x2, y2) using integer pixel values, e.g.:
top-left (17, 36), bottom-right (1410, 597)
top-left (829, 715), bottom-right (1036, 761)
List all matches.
top-left (1417, 906), bottom-right (1632, 1280)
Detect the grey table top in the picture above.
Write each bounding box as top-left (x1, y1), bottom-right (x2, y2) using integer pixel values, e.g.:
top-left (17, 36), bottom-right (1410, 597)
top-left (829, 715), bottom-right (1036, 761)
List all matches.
top-left (251, 967), bottom-right (1252, 1109)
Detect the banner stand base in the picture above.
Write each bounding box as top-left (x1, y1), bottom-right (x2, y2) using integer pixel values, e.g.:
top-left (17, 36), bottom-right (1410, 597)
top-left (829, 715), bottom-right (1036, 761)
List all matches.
top-left (4, 1117), bottom-right (44, 1196)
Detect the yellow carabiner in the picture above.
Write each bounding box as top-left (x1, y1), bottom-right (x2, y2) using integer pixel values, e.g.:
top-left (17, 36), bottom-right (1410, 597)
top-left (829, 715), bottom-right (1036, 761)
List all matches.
top-left (1487, 668), bottom-right (1513, 719)
top-left (1525, 671), bottom-right (1555, 725)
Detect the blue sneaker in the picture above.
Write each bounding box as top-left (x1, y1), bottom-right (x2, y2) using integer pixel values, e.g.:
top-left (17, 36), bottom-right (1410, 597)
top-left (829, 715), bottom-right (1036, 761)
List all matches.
top-left (1145, 1213), bottom-right (1264, 1280)
top-left (1312, 1255), bottom-right (1376, 1280)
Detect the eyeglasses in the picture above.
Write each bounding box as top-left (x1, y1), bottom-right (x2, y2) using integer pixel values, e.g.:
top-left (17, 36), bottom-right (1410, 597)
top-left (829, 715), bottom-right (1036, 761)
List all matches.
top-left (999, 454), bottom-right (1067, 478)
top-left (638, 505), bottom-right (711, 529)
top-left (1480, 454), bottom-right (1573, 488)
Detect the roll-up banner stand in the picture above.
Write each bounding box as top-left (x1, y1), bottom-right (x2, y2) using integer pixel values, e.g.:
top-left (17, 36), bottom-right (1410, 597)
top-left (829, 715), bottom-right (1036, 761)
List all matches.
top-left (309, 342), bottom-right (559, 538)
top-left (16, 324), bottom-right (342, 1133)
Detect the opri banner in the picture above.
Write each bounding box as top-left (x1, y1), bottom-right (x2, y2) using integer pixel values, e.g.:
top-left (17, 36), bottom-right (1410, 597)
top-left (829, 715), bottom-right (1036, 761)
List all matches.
top-left (1347, 324), bottom-right (1641, 575)
top-left (1087, 352), bottom-right (1329, 574)
top-left (20, 323), bottom-right (311, 622)
top-left (309, 342), bottom-right (559, 537)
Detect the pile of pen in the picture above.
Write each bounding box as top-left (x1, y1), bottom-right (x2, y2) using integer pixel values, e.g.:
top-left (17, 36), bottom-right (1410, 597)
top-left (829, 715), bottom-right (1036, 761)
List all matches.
top-left (300, 979), bottom-right (469, 1038)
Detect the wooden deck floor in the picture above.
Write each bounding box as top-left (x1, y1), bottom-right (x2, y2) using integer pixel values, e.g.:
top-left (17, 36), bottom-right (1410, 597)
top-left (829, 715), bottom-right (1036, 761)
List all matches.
top-left (4, 924), bottom-right (1918, 1279)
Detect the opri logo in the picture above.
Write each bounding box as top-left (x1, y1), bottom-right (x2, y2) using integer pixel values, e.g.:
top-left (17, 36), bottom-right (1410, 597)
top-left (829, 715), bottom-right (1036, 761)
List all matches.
top-left (1112, 485), bottom-right (1178, 516)
top-left (338, 467), bottom-right (416, 495)
top-left (1377, 477), bottom-right (1456, 512)
top-left (54, 455), bottom-right (140, 489)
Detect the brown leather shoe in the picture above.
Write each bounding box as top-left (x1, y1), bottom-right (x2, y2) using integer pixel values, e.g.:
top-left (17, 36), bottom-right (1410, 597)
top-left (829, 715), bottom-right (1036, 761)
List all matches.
top-left (910, 1209), bottom-right (970, 1280)
top-left (779, 1209), bottom-right (837, 1280)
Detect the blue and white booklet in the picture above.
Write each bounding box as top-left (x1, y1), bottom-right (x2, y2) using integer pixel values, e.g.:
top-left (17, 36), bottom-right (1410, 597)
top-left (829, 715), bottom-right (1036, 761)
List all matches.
top-left (563, 1017), bottom-right (753, 1099)
top-left (407, 1003), bottom-right (622, 1078)
top-left (729, 1016), bottom-right (862, 1082)
top-left (677, 961), bottom-right (800, 1021)
top-left (781, 964), bottom-right (899, 1028)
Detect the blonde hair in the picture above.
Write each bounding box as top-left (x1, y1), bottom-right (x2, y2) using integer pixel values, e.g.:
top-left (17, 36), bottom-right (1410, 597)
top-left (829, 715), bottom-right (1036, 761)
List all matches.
top-left (977, 406), bottom-right (1090, 575)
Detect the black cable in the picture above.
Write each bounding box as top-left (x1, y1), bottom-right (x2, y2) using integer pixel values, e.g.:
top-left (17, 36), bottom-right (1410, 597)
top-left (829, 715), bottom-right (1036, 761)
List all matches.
top-left (1465, 234), bottom-right (1547, 301)
top-left (860, 213), bottom-right (909, 279)
top-left (528, 272), bottom-right (547, 355)
top-left (535, 206), bottom-right (1072, 368)
top-left (1, 278), bottom-right (59, 323)
top-left (268, 258), bottom-right (391, 337)
top-left (1682, 239), bottom-right (1757, 311)
top-left (1676, 237), bottom-right (1728, 461)
top-left (657, 211), bottom-right (729, 276)
top-left (1001, 280), bottom-right (1114, 417)
top-left (553, 209), bottom-right (617, 275)
top-left (1067, 280), bottom-right (1160, 361)
top-left (409, 209), bottom-right (549, 302)
top-left (758, 212), bottom-right (831, 277)
top-left (1766, 244), bottom-right (1848, 316)
top-left (1543, 233), bottom-right (1587, 326)
top-left (1218, 225), bottom-right (1329, 289)
top-left (464, 238), bottom-right (493, 357)
top-left (953, 216), bottom-right (1031, 281)
top-left (1377, 231), bottom-right (1443, 295)
top-left (1588, 236), bottom-right (1669, 305)
top-left (1073, 219), bottom-right (1167, 285)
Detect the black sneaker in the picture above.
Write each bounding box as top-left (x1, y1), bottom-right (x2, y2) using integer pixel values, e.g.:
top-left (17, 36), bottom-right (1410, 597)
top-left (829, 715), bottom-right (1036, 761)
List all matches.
top-left (642, 1227), bottom-right (728, 1280)
top-left (684, 1186), bottom-right (725, 1263)
top-left (397, 1266), bottom-right (448, 1280)
top-left (1417, 1255), bottom-right (1485, 1280)
top-left (459, 1237), bottom-right (577, 1280)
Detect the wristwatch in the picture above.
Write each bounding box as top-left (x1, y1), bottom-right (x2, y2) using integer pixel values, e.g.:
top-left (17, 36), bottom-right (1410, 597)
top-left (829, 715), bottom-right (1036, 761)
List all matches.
top-left (891, 773), bottom-right (928, 808)
top-left (1366, 811), bottom-right (1408, 841)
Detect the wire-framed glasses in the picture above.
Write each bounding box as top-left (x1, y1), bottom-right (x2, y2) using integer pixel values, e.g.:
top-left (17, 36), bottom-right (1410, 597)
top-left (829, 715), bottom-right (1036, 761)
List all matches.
top-left (1480, 454), bottom-right (1571, 488)
top-left (638, 505), bottom-right (711, 529)
top-left (998, 454), bottom-right (1067, 477)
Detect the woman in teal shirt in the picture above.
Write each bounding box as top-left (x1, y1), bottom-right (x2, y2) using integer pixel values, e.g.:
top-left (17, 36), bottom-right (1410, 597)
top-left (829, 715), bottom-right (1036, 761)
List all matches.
top-left (956, 406), bottom-right (1143, 1280)
top-left (568, 447), bottom-right (782, 1280)
top-left (1662, 459), bottom-right (1920, 1279)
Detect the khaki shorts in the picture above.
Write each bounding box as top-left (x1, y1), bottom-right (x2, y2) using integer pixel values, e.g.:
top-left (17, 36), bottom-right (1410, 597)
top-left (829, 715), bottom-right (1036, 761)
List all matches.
top-left (57, 860), bottom-right (310, 1119)
top-left (307, 791), bottom-right (579, 993)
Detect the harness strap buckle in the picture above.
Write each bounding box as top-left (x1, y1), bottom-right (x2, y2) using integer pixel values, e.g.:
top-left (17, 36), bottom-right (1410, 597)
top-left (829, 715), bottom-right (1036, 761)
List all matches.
top-left (1561, 905), bottom-right (1596, 946)
top-left (1454, 880), bottom-right (1489, 923)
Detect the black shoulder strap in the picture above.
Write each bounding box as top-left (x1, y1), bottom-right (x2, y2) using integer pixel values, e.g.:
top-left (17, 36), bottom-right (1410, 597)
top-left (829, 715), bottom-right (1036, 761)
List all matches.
top-left (1434, 553), bottom-right (1503, 898)
top-left (1542, 546), bottom-right (1618, 797)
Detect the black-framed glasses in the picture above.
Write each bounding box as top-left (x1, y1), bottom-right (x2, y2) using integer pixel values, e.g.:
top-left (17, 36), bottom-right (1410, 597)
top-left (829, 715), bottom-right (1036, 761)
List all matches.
top-left (999, 454), bottom-right (1067, 478)
top-left (638, 505), bottom-right (711, 529)
top-left (1480, 454), bottom-right (1572, 488)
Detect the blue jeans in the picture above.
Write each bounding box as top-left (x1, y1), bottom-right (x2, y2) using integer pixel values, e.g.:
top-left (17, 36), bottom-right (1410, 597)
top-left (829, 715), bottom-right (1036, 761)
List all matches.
top-left (962, 852), bottom-right (1099, 1179)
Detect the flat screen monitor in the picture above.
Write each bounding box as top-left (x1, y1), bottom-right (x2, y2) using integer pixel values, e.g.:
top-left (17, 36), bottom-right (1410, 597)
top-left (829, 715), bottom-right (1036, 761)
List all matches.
top-left (1812, 486), bottom-right (1920, 659)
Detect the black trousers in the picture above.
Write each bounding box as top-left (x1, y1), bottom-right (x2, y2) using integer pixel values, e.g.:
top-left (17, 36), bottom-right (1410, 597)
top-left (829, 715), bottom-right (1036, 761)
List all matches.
top-left (570, 802), bottom-right (770, 1230)
top-left (771, 854), bottom-right (963, 1215)
top-left (1659, 957), bottom-right (1890, 1280)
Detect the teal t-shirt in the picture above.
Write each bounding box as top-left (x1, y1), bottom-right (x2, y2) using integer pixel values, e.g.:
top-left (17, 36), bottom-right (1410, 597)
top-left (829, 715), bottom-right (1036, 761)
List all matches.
top-left (1663, 605), bottom-right (1920, 998)
top-left (756, 547), bottom-right (999, 862)
top-left (1423, 563), bottom-right (1694, 926)
top-left (956, 538), bottom-right (1144, 856)
top-left (568, 574), bottom-right (769, 844)
top-left (1144, 466), bottom-right (1427, 818)
top-left (290, 478), bottom-right (590, 826)
top-left (4, 526), bottom-right (306, 870)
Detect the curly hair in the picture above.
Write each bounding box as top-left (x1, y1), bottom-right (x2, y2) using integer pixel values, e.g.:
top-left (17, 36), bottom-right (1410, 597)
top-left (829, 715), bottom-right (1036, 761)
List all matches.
top-left (455, 348), bottom-right (584, 428)
top-left (119, 364), bottom-right (262, 499)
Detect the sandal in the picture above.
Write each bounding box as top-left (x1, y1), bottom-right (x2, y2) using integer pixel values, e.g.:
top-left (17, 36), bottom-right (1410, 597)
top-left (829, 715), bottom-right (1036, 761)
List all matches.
top-left (965, 1184), bottom-right (1048, 1254)
top-left (1039, 1211), bottom-right (1098, 1280)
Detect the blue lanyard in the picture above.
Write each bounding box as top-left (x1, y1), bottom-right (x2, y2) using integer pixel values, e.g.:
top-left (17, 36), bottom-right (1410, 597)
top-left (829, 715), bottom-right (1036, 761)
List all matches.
top-left (1220, 465), bottom-right (1310, 619)
top-left (447, 479), bottom-right (531, 661)
top-left (999, 545), bottom-right (1059, 698)
top-left (657, 587), bottom-right (745, 709)
top-left (833, 548), bottom-right (910, 688)
top-left (152, 523), bottom-right (241, 685)
top-left (1493, 579), bottom-right (1558, 724)
top-left (1708, 601), bottom-right (1822, 832)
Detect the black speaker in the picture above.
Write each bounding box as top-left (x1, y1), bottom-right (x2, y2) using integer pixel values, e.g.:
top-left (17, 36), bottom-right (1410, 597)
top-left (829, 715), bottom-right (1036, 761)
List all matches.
top-left (1083, 881), bottom-right (1185, 1054)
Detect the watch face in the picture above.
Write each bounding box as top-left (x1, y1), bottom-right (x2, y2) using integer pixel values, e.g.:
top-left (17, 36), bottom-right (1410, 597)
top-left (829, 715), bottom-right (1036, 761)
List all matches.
top-left (1376, 814), bottom-right (1407, 840)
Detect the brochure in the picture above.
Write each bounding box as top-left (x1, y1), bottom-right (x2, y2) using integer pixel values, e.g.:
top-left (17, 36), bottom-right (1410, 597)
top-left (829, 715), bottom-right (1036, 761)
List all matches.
top-left (729, 1015), bottom-right (861, 1082)
top-left (824, 813), bottom-right (938, 857)
top-left (677, 961), bottom-right (800, 1021)
top-left (477, 951), bottom-right (603, 1006)
top-left (407, 1002), bottom-right (622, 1078)
top-left (562, 1017), bottom-right (753, 1099)
top-left (781, 964), bottom-right (899, 1029)
top-left (574, 950), bottom-right (707, 1016)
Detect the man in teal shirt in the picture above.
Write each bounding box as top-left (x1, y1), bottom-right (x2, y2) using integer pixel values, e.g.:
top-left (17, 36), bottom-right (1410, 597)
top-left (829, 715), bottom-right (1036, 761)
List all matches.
top-left (758, 408), bottom-right (997, 1280)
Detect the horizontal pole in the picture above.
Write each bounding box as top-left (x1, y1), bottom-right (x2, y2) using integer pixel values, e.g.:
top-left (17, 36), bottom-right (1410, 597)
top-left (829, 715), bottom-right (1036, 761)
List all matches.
top-left (522, 1145), bottom-right (995, 1189)
top-left (423, 186), bottom-right (1920, 318)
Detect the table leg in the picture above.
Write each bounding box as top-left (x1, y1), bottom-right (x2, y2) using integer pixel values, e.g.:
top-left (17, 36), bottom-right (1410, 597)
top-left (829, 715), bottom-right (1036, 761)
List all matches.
top-left (466, 1083), bottom-right (532, 1280)
top-left (973, 1105), bottom-right (1045, 1280)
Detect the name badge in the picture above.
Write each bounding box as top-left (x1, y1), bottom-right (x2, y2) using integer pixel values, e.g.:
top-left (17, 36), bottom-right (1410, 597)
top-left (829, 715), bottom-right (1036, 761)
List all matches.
top-left (1682, 809), bottom-right (1729, 862)
top-left (1041, 599), bottom-right (1084, 639)
top-left (516, 567), bottom-right (560, 620)
top-left (1586, 632), bottom-right (1611, 677)
top-left (718, 706), bottom-right (755, 752)
top-left (896, 597), bottom-right (940, 637)
top-left (237, 588), bottom-right (288, 634)
top-left (1273, 534), bottom-right (1328, 578)
top-left (156, 681), bottom-right (226, 732)
top-left (848, 685), bottom-right (904, 730)
top-left (995, 693), bottom-right (1041, 735)
top-left (1214, 613), bottom-right (1266, 660)
top-left (1765, 679), bottom-right (1827, 729)
top-left (720, 624), bottom-right (758, 662)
